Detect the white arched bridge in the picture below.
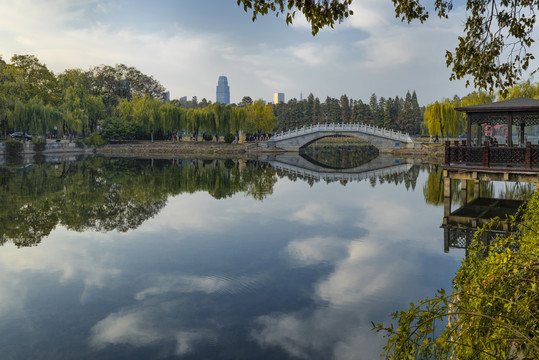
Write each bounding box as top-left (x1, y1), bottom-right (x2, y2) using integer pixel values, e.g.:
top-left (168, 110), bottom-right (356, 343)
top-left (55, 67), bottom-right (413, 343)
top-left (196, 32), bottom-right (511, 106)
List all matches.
top-left (267, 123), bottom-right (416, 151)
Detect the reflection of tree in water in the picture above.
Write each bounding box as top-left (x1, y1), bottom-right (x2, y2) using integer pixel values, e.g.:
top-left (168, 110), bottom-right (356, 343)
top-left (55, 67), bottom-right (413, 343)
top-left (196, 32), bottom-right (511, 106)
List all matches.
top-left (302, 143), bottom-right (379, 169)
top-left (422, 164), bottom-right (531, 207)
top-left (276, 163), bottom-right (423, 190)
top-left (499, 182), bottom-right (535, 200)
top-left (423, 165), bottom-right (449, 206)
top-left (0, 157), bottom-right (277, 248)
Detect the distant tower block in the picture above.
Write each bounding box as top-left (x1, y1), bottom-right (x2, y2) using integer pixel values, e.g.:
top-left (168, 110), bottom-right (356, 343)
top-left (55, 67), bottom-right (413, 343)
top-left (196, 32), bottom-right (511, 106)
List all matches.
top-left (216, 76), bottom-right (230, 105)
top-left (274, 92), bottom-right (285, 104)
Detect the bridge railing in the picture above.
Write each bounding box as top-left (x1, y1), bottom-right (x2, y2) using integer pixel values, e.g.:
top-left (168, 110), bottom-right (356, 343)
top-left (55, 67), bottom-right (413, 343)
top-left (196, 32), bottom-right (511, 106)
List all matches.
top-left (272, 122), bottom-right (412, 142)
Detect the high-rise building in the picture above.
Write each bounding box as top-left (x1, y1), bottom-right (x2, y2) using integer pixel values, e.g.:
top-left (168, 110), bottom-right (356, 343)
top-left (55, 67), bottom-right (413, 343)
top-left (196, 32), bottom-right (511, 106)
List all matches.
top-left (274, 92), bottom-right (285, 104)
top-left (216, 76), bottom-right (230, 105)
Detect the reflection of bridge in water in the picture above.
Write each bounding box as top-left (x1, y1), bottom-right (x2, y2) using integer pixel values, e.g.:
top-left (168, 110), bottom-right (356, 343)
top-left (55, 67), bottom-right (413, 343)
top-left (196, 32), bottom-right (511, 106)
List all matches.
top-left (262, 154), bottom-right (420, 183)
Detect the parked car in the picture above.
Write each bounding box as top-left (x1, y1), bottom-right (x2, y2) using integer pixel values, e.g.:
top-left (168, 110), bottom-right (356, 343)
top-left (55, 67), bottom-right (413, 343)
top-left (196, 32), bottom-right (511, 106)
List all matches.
top-left (10, 132), bottom-right (32, 140)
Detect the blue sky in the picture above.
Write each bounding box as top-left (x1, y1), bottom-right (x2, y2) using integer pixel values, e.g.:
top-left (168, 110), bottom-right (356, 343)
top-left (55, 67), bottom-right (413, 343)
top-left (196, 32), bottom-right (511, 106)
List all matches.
top-left (0, 0), bottom-right (501, 105)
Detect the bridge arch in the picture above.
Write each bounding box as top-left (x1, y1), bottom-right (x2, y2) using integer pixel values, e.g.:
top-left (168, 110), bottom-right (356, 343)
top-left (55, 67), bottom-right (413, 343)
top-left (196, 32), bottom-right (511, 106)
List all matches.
top-left (268, 123), bottom-right (416, 152)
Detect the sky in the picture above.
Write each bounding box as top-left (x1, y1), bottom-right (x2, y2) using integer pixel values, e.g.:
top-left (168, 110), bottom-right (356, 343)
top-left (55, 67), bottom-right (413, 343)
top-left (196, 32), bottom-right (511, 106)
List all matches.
top-left (0, 0), bottom-right (497, 106)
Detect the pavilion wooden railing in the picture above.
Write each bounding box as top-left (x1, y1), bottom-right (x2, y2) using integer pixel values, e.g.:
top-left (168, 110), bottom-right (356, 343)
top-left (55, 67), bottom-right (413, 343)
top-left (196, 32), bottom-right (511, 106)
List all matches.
top-left (445, 141), bottom-right (539, 169)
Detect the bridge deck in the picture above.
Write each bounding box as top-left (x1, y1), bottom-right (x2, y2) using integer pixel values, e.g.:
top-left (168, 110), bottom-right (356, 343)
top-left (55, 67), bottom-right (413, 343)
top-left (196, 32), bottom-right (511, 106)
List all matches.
top-left (273, 123), bottom-right (413, 143)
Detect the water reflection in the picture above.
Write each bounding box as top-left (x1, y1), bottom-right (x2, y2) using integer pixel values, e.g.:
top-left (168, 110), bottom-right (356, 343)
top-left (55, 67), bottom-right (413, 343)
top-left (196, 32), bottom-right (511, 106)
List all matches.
top-left (0, 154), bottom-right (469, 359)
top-left (0, 155), bottom-right (425, 248)
top-left (300, 143), bottom-right (379, 169)
top-left (440, 176), bottom-right (533, 254)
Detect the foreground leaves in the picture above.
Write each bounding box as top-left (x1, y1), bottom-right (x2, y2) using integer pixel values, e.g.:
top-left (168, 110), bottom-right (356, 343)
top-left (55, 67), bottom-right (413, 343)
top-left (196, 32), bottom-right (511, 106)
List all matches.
top-left (373, 193), bottom-right (539, 359)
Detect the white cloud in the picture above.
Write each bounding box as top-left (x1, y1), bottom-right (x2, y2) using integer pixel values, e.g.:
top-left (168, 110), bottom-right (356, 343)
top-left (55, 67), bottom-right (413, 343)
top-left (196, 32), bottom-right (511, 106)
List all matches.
top-left (289, 43), bottom-right (341, 67)
top-left (0, 0), bottom-right (474, 105)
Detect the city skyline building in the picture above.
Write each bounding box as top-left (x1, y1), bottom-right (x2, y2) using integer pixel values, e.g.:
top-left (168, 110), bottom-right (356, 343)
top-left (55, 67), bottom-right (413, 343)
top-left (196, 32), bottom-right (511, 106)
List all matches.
top-left (216, 76), bottom-right (230, 105)
top-left (274, 92), bottom-right (285, 104)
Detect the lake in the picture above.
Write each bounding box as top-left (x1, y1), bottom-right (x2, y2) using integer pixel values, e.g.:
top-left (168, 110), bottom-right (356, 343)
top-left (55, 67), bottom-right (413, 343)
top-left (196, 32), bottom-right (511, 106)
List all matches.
top-left (0, 154), bottom-right (467, 359)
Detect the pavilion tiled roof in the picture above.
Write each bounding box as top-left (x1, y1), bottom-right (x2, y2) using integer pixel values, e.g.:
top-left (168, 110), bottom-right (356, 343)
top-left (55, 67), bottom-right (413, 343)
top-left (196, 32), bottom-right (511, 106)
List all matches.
top-left (455, 97), bottom-right (539, 113)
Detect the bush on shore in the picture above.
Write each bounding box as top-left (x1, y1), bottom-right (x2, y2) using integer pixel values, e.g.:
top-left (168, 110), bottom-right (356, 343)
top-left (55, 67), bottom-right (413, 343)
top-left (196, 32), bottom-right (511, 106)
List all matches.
top-left (374, 192), bottom-right (539, 359)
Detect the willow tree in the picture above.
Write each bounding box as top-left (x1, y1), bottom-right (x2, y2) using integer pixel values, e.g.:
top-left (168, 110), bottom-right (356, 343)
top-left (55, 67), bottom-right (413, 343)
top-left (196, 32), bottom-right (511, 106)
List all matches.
top-left (231, 107), bottom-right (247, 140)
top-left (186, 108), bottom-right (204, 141)
top-left (245, 100), bottom-right (276, 137)
top-left (132, 94), bottom-right (163, 142)
top-left (10, 97), bottom-right (61, 139)
top-left (161, 103), bottom-right (185, 136)
top-left (499, 79), bottom-right (539, 100)
top-left (423, 100), bottom-right (463, 138)
top-left (209, 103), bottom-right (231, 141)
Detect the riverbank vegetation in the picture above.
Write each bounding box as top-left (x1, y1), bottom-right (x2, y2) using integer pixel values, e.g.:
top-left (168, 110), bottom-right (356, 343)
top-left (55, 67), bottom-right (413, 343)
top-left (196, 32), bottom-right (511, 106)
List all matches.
top-left (373, 190), bottom-right (539, 359)
top-left (0, 54), bottom-right (429, 147)
top-left (0, 55), bottom-right (277, 144)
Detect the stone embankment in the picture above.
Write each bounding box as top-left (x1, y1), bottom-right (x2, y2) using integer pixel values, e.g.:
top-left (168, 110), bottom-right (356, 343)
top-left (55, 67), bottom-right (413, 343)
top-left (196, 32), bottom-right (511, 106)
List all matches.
top-left (95, 141), bottom-right (285, 158)
top-left (0, 140), bottom-right (445, 160)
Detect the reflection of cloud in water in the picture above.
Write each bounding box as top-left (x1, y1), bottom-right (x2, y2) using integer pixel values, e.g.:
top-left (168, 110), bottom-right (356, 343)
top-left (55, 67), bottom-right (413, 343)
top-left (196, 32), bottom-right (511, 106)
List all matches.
top-left (252, 307), bottom-right (384, 360)
top-left (0, 233), bottom-right (121, 314)
top-left (135, 273), bottom-right (261, 300)
top-left (0, 269), bottom-right (26, 317)
top-left (253, 238), bottom-right (428, 360)
top-left (291, 203), bottom-right (340, 224)
top-left (286, 236), bottom-right (349, 267)
top-left (90, 304), bottom-right (215, 356)
top-left (92, 273), bottom-right (260, 356)
top-left (315, 241), bottom-right (415, 308)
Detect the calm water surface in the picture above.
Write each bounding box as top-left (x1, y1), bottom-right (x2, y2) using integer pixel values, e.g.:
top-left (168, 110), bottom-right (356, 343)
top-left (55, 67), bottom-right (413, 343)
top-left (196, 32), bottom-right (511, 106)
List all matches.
top-left (0, 155), bottom-right (464, 359)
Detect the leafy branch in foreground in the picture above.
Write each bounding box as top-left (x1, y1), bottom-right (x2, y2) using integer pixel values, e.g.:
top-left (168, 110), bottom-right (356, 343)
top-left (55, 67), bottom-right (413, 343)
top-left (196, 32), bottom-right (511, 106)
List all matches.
top-left (238, 0), bottom-right (539, 94)
top-left (373, 195), bottom-right (539, 359)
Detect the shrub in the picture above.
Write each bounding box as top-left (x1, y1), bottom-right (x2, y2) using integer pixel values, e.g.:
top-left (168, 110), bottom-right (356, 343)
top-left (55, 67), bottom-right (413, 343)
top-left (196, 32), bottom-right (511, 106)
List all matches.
top-left (4, 138), bottom-right (23, 155)
top-left (224, 133), bottom-right (235, 143)
top-left (84, 132), bottom-right (107, 147)
top-left (101, 116), bottom-right (138, 140)
top-left (32, 138), bottom-right (46, 152)
top-left (74, 139), bottom-right (85, 148)
top-left (202, 133), bottom-right (213, 141)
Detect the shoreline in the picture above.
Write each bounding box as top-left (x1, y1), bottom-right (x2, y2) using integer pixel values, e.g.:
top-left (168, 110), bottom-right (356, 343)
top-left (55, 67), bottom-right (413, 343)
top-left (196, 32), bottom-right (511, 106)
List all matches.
top-left (1, 139), bottom-right (445, 161)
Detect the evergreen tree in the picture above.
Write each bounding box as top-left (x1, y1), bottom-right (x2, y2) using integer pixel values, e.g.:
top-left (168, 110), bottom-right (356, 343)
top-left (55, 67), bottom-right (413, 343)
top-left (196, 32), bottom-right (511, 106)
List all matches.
top-left (340, 94), bottom-right (350, 123)
top-left (306, 93), bottom-right (314, 124)
top-left (313, 96), bottom-right (321, 123)
top-left (369, 93), bottom-right (378, 126)
top-left (375, 96), bottom-right (385, 127)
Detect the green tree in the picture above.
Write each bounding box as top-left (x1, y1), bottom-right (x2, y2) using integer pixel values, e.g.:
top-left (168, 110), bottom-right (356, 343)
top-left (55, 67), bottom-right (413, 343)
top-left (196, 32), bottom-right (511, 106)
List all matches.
top-left (373, 190), bottom-right (539, 359)
top-left (10, 54), bottom-right (58, 105)
top-left (245, 99), bottom-right (276, 136)
top-left (313, 96), bottom-right (321, 123)
top-left (231, 106), bottom-right (247, 140)
top-left (423, 100), bottom-right (463, 138)
top-left (340, 94), bottom-right (350, 123)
